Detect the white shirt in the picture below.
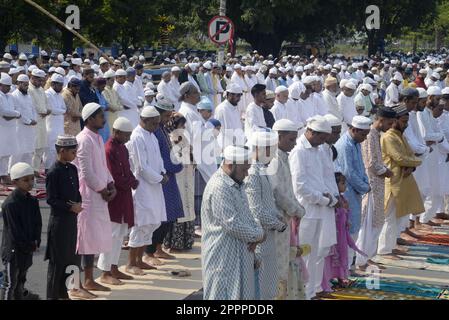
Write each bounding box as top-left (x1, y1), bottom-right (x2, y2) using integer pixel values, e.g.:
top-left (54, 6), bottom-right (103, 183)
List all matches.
top-left (322, 89), bottom-right (341, 120)
top-left (0, 91), bottom-right (20, 157)
top-left (385, 82), bottom-right (399, 107)
top-left (310, 92), bottom-right (329, 116)
top-left (270, 100), bottom-right (289, 121)
top-left (214, 99), bottom-right (245, 150)
top-left (157, 80), bottom-right (177, 105)
top-left (11, 89), bottom-right (37, 154)
top-left (127, 125), bottom-right (167, 225)
top-left (337, 92), bottom-right (357, 125)
top-left (45, 87), bottom-right (67, 144)
top-left (245, 102), bottom-right (266, 138)
top-left (404, 111), bottom-right (430, 156)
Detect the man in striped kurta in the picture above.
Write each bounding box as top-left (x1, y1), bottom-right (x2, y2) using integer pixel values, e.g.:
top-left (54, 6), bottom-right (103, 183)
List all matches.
top-left (201, 146), bottom-right (264, 300)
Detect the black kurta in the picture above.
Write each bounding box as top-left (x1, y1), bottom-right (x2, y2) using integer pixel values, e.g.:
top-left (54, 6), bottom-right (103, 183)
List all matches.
top-left (45, 161), bottom-right (82, 299)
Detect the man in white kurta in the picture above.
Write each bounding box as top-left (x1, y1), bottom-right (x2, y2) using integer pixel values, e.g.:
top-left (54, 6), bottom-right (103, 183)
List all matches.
top-left (214, 83), bottom-right (245, 151)
top-left (322, 77), bottom-right (340, 120)
top-left (126, 106), bottom-right (167, 269)
top-left (437, 93), bottom-right (449, 215)
top-left (231, 65), bottom-right (249, 118)
top-left (270, 86), bottom-right (290, 121)
top-left (289, 116), bottom-right (337, 300)
top-left (28, 69), bottom-right (51, 175)
top-left (337, 81), bottom-right (357, 129)
top-left (245, 84), bottom-right (267, 138)
top-left (113, 69), bottom-right (140, 128)
top-left (44, 74), bottom-right (67, 170)
top-left (385, 75), bottom-right (402, 107)
top-left (10, 75), bottom-right (37, 168)
top-left (0, 73), bottom-right (20, 181)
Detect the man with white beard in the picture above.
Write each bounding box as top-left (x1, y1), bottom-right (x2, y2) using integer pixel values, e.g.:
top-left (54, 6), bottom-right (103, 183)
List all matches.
top-left (270, 86), bottom-right (290, 121)
top-left (337, 80), bottom-right (357, 130)
top-left (322, 77), bottom-right (340, 120)
top-left (113, 69), bottom-right (140, 128)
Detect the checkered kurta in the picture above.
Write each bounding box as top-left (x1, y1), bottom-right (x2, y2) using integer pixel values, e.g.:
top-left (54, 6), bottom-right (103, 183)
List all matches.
top-left (201, 168), bottom-right (264, 300)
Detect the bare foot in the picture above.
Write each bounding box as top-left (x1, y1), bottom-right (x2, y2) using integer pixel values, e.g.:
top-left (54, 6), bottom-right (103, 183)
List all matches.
top-left (69, 288), bottom-right (97, 300)
top-left (168, 248), bottom-right (185, 254)
top-left (379, 253), bottom-right (402, 260)
top-left (367, 260), bottom-right (387, 270)
top-left (154, 250), bottom-right (176, 260)
top-left (136, 261), bottom-right (157, 270)
top-left (111, 269), bottom-right (134, 280)
top-left (99, 274), bottom-right (123, 286)
top-left (125, 265), bottom-right (144, 276)
top-left (396, 238), bottom-right (414, 246)
top-left (143, 255), bottom-right (164, 266)
top-left (83, 279), bottom-right (111, 292)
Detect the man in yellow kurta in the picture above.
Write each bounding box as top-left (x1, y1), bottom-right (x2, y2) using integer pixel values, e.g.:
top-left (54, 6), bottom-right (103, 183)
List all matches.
top-left (377, 105), bottom-right (424, 259)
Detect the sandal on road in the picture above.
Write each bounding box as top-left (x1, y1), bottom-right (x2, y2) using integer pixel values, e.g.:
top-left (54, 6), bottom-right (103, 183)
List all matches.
top-left (170, 270), bottom-right (191, 277)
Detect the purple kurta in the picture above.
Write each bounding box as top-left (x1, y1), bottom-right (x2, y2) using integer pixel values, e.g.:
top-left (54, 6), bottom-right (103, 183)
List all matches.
top-left (321, 196), bottom-right (366, 292)
top-left (74, 127), bottom-right (114, 255)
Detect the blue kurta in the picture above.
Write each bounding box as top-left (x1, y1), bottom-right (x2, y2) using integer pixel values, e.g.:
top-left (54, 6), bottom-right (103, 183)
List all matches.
top-left (335, 132), bottom-right (370, 235)
top-left (154, 125), bottom-right (184, 222)
top-left (96, 90), bottom-right (110, 143)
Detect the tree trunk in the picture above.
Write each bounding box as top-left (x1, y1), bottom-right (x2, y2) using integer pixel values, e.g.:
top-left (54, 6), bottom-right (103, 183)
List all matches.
top-left (435, 27), bottom-right (442, 51)
top-left (367, 30), bottom-right (376, 57)
top-left (412, 34), bottom-right (418, 54)
top-left (60, 28), bottom-right (74, 55)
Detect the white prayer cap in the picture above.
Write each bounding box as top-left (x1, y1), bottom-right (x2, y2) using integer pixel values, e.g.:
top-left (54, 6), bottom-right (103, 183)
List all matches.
top-left (104, 69), bottom-right (116, 78)
top-left (273, 119), bottom-right (301, 132)
top-left (156, 94), bottom-right (175, 111)
top-left (427, 86), bottom-right (442, 96)
top-left (18, 53), bottom-right (28, 61)
top-left (340, 79), bottom-right (348, 89)
top-left (323, 114), bottom-right (341, 127)
top-left (61, 61), bottom-right (70, 67)
top-left (3, 53), bottom-right (12, 60)
top-left (55, 67), bottom-right (65, 76)
top-left (82, 102), bottom-right (102, 121)
top-left (113, 117), bottom-right (134, 132)
top-left (249, 130), bottom-right (279, 147)
top-left (140, 106), bottom-right (160, 118)
top-left (188, 63), bottom-right (198, 72)
top-left (324, 64), bottom-right (332, 70)
top-left (115, 69), bottom-right (127, 76)
top-left (8, 68), bottom-right (21, 75)
top-left (92, 64), bottom-right (100, 73)
top-left (203, 61), bottom-right (212, 70)
top-left (269, 67), bottom-right (277, 75)
top-left (51, 73), bottom-right (64, 83)
top-left (304, 64), bottom-right (312, 71)
top-left (266, 90), bottom-right (275, 99)
top-left (0, 61), bottom-right (10, 69)
top-left (442, 87), bottom-right (449, 95)
top-left (17, 74), bottom-right (29, 82)
top-left (278, 67), bottom-right (286, 73)
top-left (361, 84), bottom-right (373, 92)
top-left (226, 66), bottom-right (233, 72)
top-left (223, 145), bottom-right (251, 163)
top-left (145, 82), bottom-right (155, 90)
top-left (48, 67), bottom-right (56, 73)
top-left (234, 64), bottom-right (242, 70)
top-left (295, 66), bottom-right (304, 72)
top-left (171, 66), bottom-right (181, 72)
top-left (431, 72), bottom-right (441, 80)
top-left (58, 54), bottom-right (65, 62)
top-left (0, 73), bottom-right (12, 85)
top-left (99, 57), bottom-right (109, 65)
top-left (303, 76), bottom-right (315, 85)
top-left (417, 87), bottom-right (428, 99)
top-left (31, 69), bottom-right (46, 78)
top-left (393, 73), bottom-right (403, 82)
top-left (84, 59), bottom-right (91, 64)
top-left (344, 81), bottom-right (356, 90)
top-left (289, 84), bottom-right (304, 100)
top-left (139, 55), bottom-right (145, 61)
top-left (71, 58), bottom-right (82, 66)
top-left (226, 83), bottom-right (243, 94)
top-left (363, 77), bottom-right (376, 85)
top-left (306, 115), bottom-right (332, 134)
top-left (144, 89), bottom-right (155, 97)
top-left (10, 162), bottom-right (34, 180)
top-left (351, 116), bottom-right (373, 130)
top-left (267, 60), bottom-right (275, 66)
top-left (374, 74), bottom-right (381, 82)
top-left (275, 85), bottom-right (288, 94)
top-left (419, 69), bottom-right (428, 75)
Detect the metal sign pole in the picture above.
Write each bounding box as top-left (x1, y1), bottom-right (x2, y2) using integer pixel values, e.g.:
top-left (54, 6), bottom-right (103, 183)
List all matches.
top-left (217, 0), bottom-right (226, 66)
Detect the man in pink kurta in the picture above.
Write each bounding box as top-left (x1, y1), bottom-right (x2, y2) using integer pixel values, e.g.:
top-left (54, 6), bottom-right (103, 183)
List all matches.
top-left (74, 102), bottom-right (116, 292)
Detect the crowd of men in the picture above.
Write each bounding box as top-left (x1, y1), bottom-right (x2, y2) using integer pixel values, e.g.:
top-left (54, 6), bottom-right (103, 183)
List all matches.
top-left (0, 48), bottom-right (449, 300)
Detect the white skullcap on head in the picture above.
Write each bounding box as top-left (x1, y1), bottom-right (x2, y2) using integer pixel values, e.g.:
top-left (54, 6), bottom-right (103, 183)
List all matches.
top-left (340, 79), bottom-right (348, 89)
top-left (55, 67), bottom-right (65, 76)
top-left (442, 87), bottom-right (449, 95)
top-left (17, 74), bottom-right (29, 82)
top-left (351, 115), bottom-right (373, 130)
top-left (363, 77), bottom-right (376, 85)
top-left (8, 68), bottom-right (21, 75)
top-left (58, 54), bottom-right (65, 62)
top-left (113, 117), bottom-right (134, 132)
top-left (417, 87), bottom-right (428, 99)
top-left (226, 83), bottom-right (243, 94)
top-left (288, 83), bottom-right (304, 100)
top-left (303, 76), bottom-right (315, 85)
top-left (10, 162), bottom-right (34, 180)
top-left (140, 106), bottom-right (160, 118)
top-left (393, 73), bottom-right (403, 82)
top-left (3, 53), bottom-right (12, 60)
top-left (115, 69), bottom-right (127, 76)
top-left (223, 145), bottom-right (250, 163)
top-left (144, 89), bottom-right (155, 97)
top-left (323, 114), bottom-right (341, 127)
top-left (82, 103), bottom-right (102, 121)
top-left (171, 66), bottom-right (181, 72)
top-left (344, 81), bottom-right (356, 90)
top-left (295, 66), bottom-right (304, 72)
top-left (307, 115), bottom-right (332, 134)
top-left (427, 86), bottom-right (442, 96)
top-left (71, 58), bottom-right (82, 66)
top-left (0, 73), bottom-right (12, 85)
top-left (226, 66), bottom-right (233, 72)
top-left (250, 130), bottom-right (279, 147)
top-left (434, 67), bottom-right (443, 73)
top-left (419, 69), bottom-right (427, 75)
top-left (203, 61), bottom-right (212, 70)
top-left (431, 72), bottom-right (441, 80)
top-left (31, 69), bottom-right (46, 78)
top-left (51, 73), bottom-right (64, 83)
top-left (234, 64), bottom-right (242, 70)
top-left (269, 67), bottom-right (278, 75)
top-left (273, 119), bottom-right (301, 132)
top-left (278, 67), bottom-right (286, 73)
top-left (361, 84), bottom-right (373, 92)
top-left (48, 67), bottom-right (56, 73)
top-left (104, 69), bottom-right (115, 78)
top-left (19, 53), bottom-right (28, 61)
top-left (275, 85), bottom-right (288, 94)
top-left (99, 57), bottom-right (108, 65)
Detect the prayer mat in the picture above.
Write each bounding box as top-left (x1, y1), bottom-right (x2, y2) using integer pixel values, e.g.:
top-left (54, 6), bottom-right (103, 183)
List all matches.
top-left (406, 244), bottom-right (449, 254)
top-left (345, 277), bottom-right (449, 300)
top-left (410, 234), bottom-right (449, 246)
top-left (426, 257), bottom-right (449, 265)
top-left (326, 288), bottom-right (433, 300)
top-left (372, 255), bottom-right (449, 272)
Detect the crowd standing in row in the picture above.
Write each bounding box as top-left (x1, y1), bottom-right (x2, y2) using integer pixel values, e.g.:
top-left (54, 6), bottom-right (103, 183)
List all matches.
top-left (0, 49), bottom-right (448, 300)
